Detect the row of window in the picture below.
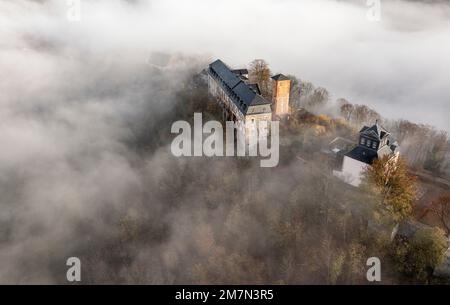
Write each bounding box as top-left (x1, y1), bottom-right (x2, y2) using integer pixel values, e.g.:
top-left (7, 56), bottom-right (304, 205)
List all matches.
top-left (360, 137), bottom-right (378, 149)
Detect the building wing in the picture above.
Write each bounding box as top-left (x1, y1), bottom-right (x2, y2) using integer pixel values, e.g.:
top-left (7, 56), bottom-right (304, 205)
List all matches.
top-left (208, 59), bottom-right (271, 115)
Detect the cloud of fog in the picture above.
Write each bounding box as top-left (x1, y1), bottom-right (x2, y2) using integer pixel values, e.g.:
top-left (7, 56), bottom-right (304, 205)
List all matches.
top-left (0, 0), bottom-right (448, 283)
top-left (3, 0), bottom-right (449, 129)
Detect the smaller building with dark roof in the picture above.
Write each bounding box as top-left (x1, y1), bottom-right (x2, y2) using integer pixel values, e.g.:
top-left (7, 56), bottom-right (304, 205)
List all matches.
top-left (333, 121), bottom-right (400, 187)
top-left (271, 74), bottom-right (290, 81)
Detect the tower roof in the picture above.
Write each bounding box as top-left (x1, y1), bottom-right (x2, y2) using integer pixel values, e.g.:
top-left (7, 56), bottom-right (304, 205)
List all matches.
top-left (359, 121), bottom-right (390, 140)
top-left (271, 74), bottom-right (290, 81)
top-left (347, 121), bottom-right (398, 164)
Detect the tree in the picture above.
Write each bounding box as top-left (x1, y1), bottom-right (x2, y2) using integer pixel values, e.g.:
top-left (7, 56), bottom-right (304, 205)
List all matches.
top-left (344, 242), bottom-right (367, 284)
top-left (354, 104), bottom-right (370, 125)
top-left (363, 156), bottom-right (417, 222)
top-left (192, 250), bottom-right (269, 284)
top-left (248, 59), bottom-right (271, 98)
top-left (366, 108), bottom-right (381, 124)
top-left (393, 227), bottom-right (448, 282)
top-left (286, 74), bottom-right (301, 109)
top-left (430, 194), bottom-right (450, 235)
top-left (424, 131), bottom-right (450, 175)
top-left (299, 81), bottom-right (315, 108)
top-left (387, 120), bottom-right (450, 174)
top-left (340, 103), bottom-right (354, 121)
top-left (300, 81), bottom-right (314, 97)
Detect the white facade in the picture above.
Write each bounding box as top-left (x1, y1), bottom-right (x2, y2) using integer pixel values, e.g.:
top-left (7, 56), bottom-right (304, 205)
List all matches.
top-left (333, 150), bottom-right (400, 187)
top-left (333, 156), bottom-right (368, 187)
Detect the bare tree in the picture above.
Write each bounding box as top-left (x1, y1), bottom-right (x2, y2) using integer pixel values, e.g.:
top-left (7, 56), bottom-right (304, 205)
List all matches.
top-left (248, 59), bottom-right (272, 98)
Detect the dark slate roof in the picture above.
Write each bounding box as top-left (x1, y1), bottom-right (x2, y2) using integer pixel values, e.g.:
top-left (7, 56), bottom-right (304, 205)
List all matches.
top-left (271, 74), bottom-right (290, 81)
top-left (208, 59), bottom-right (271, 113)
top-left (231, 69), bottom-right (248, 75)
top-left (360, 122), bottom-right (390, 140)
top-left (345, 146), bottom-right (378, 164)
top-left (247, 83), bottom-right (261, 95)
top-left (210, 59), bottom-right (241, 88)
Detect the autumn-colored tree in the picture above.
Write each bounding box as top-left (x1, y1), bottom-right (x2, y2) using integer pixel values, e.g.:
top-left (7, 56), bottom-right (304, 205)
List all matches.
top-left (192, 249), bottom-right (269, 284)
top-left (424, 131), bottom-right (450, 174)
top-left (248, 59), bottom-right (271, 98)
top-left (336, 98), bottom-right (349, 107)
top-left (363, 156), bottom-right (417, 222)
top-left (430, 194), bottom-right (450, 235)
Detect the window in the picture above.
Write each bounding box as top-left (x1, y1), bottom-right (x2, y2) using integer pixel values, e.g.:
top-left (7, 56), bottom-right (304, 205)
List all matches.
top-left (372, 141), bottom-right (377, 149)
top-left (360, 137), bottom-right (366, 145)
top-left (366, 139), bottom-right (371, 147)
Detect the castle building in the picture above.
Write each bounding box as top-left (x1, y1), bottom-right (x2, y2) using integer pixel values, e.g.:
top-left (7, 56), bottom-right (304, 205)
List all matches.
top-left (207, 60), bottom-right (291, 137)
top-left (333, 121), bottom-right (400, 187)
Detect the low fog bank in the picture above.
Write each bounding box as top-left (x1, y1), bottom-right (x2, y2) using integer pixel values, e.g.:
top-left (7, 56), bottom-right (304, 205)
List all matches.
top-left (3, 0), bottom-right (449, 130)
top-left (1, 0), bottom-right (207, 281)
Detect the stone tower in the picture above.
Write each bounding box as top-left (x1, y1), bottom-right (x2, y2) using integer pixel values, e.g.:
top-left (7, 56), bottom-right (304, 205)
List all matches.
top-left (271, 74), bottom-right (291, 117)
